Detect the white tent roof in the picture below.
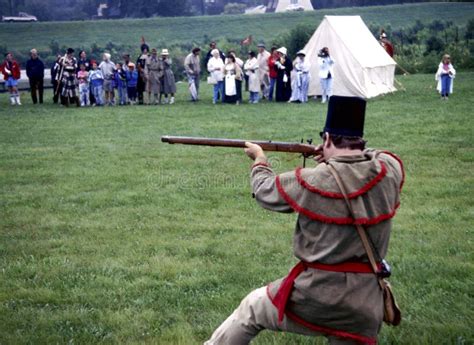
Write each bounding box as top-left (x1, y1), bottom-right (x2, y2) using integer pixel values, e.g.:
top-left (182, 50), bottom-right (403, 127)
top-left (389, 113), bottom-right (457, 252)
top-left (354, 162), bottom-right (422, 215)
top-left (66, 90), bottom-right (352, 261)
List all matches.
top-left (304, 15), bottom-right (397, 98)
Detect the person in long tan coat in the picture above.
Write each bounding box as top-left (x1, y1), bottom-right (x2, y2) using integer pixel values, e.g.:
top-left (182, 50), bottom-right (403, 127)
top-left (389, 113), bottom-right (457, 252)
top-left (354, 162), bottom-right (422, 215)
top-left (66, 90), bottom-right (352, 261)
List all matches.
top-left (205, 96), bottom-right (404, 345)
top-left (145, 48), bottom-right (163, 105)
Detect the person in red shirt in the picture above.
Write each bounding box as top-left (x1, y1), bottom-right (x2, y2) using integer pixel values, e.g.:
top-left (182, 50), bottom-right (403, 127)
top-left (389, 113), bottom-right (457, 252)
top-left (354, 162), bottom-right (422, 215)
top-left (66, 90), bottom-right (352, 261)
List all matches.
top-left (1, 52), bottom-right (22, 105)
top-left (267, 46), bottom-right (278, 101)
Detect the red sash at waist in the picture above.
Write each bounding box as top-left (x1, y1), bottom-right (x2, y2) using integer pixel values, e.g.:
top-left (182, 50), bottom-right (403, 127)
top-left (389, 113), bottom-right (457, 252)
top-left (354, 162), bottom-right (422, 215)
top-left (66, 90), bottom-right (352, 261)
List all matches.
top-left (273, 260), bottom-right (380, 323)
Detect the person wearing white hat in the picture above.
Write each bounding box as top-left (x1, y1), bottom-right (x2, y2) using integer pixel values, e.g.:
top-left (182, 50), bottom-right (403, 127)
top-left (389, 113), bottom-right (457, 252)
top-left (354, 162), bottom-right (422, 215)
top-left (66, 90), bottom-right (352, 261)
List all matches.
top-left (289, 50), bottom-right (311, 103)
top-left (274, 47), bottom-right (292, 102)
top-left (160, 49), bottom-right (176, 104)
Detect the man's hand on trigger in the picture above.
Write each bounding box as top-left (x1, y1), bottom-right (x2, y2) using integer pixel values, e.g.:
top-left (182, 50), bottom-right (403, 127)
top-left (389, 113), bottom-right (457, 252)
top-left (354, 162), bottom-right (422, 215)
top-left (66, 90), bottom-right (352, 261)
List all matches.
top-left (313, 144), bottom-right (325, 164)
top-left (244, 142), bottom-right (265, 161)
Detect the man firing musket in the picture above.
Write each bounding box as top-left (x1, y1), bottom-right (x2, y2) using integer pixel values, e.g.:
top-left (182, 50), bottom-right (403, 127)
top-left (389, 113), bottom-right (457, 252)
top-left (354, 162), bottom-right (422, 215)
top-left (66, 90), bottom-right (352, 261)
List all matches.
top-left (164, 96), bottom-right (403, 344)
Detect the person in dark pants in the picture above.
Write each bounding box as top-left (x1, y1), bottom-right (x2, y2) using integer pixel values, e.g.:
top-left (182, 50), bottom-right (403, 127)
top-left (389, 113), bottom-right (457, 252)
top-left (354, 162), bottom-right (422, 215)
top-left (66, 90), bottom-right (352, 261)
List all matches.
top-left (51, 54), bottom-right (62, 104)
top-left (26, 48), bottom-right (44, 104)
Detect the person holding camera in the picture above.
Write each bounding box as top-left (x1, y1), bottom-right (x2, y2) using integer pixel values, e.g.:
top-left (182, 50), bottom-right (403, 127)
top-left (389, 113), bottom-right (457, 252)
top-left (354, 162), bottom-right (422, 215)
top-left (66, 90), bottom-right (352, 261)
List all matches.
top-left (318, 47), bottom-right (334, 104)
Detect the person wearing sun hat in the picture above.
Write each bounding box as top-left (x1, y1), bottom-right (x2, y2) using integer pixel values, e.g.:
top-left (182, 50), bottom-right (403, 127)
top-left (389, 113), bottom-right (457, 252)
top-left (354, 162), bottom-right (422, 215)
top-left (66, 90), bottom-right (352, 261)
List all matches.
top-left (274, 46), bottom-right (292, 102)
top-left (289, 49), bottom-right (311, 103)
top-left (159, 48), bottom-right (176, 104)
top-left (206, 96), bottom-right (405, 345)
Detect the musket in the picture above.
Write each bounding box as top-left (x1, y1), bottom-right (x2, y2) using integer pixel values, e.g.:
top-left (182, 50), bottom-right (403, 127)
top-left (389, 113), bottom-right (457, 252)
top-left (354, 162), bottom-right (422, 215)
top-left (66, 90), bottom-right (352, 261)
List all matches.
top-left (161, 136), bottom-right (320, 165)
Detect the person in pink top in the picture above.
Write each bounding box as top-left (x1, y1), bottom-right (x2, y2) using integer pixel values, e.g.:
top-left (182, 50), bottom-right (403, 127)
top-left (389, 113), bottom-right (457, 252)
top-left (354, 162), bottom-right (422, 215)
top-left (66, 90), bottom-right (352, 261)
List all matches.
top-left (267, 46), bottom-right (278, 102)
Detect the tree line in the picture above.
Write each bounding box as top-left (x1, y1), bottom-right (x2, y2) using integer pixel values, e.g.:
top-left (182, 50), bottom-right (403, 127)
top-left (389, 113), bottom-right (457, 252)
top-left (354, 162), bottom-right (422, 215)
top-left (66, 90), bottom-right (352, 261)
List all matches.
top-left (0, 0), bottom-right (463, 21)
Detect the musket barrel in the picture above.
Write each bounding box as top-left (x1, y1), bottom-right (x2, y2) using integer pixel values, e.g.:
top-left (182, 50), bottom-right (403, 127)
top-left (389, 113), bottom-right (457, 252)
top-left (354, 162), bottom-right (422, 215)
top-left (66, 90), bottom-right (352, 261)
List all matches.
top-left (161, 136), bottom-right (318, 155)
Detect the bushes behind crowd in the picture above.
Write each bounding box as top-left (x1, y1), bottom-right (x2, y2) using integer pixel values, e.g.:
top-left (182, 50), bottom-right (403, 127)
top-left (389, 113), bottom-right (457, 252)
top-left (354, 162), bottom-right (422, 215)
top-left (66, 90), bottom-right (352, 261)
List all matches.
top-left (1, 19), bottom-right (473, 77)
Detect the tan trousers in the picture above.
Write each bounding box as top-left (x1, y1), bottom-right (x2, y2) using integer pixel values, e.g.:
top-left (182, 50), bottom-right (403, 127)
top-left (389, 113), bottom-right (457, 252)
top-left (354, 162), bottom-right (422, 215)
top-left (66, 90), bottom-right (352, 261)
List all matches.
top-left (204, 287), bottom-right (360, 345)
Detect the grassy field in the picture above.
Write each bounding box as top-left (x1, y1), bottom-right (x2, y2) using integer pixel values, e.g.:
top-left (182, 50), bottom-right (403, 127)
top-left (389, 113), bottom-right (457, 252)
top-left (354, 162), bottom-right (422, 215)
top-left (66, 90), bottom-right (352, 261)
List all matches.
top-left (0, 2), bottom-right (473, 52)
top-left (1, 73), bottom-right (473, 344)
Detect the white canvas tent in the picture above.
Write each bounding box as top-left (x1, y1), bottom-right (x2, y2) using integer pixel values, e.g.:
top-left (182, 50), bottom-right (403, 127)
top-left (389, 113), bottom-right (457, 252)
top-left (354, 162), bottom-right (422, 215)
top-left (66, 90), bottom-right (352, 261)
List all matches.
top-left (304, 16), bottom-right (397, 99)
top-left (267, 0), bottom-right (313, 13)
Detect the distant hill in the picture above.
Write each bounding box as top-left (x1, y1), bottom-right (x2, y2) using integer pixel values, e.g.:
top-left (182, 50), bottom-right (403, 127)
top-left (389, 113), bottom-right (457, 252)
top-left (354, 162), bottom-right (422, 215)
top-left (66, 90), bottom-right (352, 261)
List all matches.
top-left (0, 2), bottom-right (473, 53)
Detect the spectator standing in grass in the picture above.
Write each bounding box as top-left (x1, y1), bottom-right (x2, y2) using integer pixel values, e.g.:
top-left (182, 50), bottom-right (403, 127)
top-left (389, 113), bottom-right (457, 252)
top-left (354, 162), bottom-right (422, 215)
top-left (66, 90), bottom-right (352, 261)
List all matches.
top-left (205, 96), bottom-right (404, 345)
top-left (145, 48), bottom-right (163, 105)
top-left (289, 50), bottom-right (311, 103)
top-left (435, 54), bottom-right (456, 100)
top-left (88, 62), bottom-right (104, 106)
top-left (226, 51), bottom-right (244, 104)
top-left (60, 48), bottom-right (80, 107)
top-left (77, 50), bottom-right (95, 105)
top-left (136, 43), bottom-right (149, 105)
top-left (26, 48), bottom-right (44, 105)
top-left (223, 54), bottom-right (242, 105)
top-left (114, 63), bottom-right (128, 105)
top-left (126, 62), bottom-right (138, 105)
top-left (257, 43), bottom-right (271, 99)
top-left (275, 47), bottom-right (292, 102)
top-left (77, 63), bottom-right (90, 106)
top-left (99, 53), bottom-right (116, 106)
top-left (207, 49), bottom-right (225, 104)
top-left (1, 52), bottom-right (21, 105)
top-left (160, 49), bottom-right (176, 105)
top-left (184, 47), bottom-right (201, 101)
top-left (51, 54), bottom-right (62, 104)
top-left (244, 51), bottom-right (260, 104)
top-left (318, 47), bottom-right (334, 104)
top-left (267, 46), bottom-right (278, 102)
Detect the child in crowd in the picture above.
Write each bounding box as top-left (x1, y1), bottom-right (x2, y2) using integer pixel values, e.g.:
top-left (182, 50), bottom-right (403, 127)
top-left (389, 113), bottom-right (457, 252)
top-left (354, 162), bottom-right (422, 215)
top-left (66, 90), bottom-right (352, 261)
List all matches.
top-left (114, 63), bottom-right (128, 105)
top-left (88, 62), bottom-right (104, 106)
top-left (126, 63), bottom-right (138, 105)
top-left (77, 63), bottom-right (90, 106)
top-left (435, 54), bottom-right (456, 100)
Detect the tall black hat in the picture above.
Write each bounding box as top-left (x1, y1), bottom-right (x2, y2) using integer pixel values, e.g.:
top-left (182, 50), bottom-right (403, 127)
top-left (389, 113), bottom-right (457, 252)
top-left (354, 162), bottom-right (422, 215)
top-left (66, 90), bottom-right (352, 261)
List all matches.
top-left (66, 48), bottom-right (75, 54)
top-left (321, 96), bottom-right (366, 137)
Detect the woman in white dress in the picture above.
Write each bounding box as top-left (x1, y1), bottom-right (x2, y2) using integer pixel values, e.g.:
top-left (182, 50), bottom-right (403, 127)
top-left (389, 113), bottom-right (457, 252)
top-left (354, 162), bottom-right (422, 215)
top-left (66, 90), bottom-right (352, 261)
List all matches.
top-left (244, 51), bottom-right (260, 104)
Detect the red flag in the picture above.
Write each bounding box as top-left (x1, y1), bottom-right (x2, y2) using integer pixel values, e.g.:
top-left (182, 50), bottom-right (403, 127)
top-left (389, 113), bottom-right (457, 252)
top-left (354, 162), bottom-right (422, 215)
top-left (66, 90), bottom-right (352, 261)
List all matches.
top-left (241, 35), bottom-right (253, 46)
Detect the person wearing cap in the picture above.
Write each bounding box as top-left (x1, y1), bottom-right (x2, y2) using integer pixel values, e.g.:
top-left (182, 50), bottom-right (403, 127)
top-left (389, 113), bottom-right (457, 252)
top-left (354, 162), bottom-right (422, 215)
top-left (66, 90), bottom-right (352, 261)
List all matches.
top-left (318, 47), bottom-right (334, 104)
top-left (184, 47), bottom-right (201, 101)
top-left (1, 52), bottom-right (21, 105)
top-left (26, 49), bottom-right (45, 104)
top-left (267, 46), bottom-right (278, 101)
top-left (289, 50), bottom-right (311, 103)
top-left (257, 43), bottom-right (270, 99)
top-left (144, 48), bottom-right (164, 105)
top-left (205, 96), bottom-right (405, 345)
top-left (207, 48), bottom-right (225, 104)
top-left (435, 54), bottom-right (456, 100)
top-left (244, 51), bottom-right (260, 104)
top-left (159, 49), bottom-right (176, 104)
top-left (126, 62), bottom-right (138, 105)
top-left (60, 48), bottom-right (80, 107)
top-left (99, 52), bottom-right (116, 106)
top-left (379, 30), bottom-right (394, 58)
top-left (274, 47), bottom-right (292, 102)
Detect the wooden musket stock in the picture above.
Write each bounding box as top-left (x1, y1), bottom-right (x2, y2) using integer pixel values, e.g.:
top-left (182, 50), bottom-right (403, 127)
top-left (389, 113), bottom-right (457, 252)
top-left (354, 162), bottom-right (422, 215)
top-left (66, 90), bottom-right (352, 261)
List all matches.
top-left (161, 135), bottom-right (319, 156)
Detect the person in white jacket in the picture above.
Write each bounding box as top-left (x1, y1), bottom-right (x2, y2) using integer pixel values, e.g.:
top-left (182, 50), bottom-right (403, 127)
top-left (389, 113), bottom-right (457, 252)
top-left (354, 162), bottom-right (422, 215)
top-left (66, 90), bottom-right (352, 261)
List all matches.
top-left (289, 50), bottom-right (311, 103)
top-left (207, 49), bottom-right (225, 104)
top-left (244, 51), bottom-right (260, 104)
top-left (435, 54), bottom-right (456, 100)
top-left (318, 47), bottom-right (334, 104)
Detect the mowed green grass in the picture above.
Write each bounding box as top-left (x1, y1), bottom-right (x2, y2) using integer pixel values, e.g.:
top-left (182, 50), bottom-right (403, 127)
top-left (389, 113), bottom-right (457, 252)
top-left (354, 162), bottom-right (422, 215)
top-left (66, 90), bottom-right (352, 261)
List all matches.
top-left (1, 2), bottom-right (473, 52)
top-left (1, 73), bottom-right (473, 344)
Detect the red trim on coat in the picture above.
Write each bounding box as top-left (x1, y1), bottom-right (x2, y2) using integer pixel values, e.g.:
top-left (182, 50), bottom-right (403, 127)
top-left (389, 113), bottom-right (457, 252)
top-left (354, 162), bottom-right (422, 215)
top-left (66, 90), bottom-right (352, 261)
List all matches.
top-left (266, 285), bottom-right (377, 345)
top-left (251, 162), bottom-right (270, 170)
top-left (381, 151), bottom-right (405, 191)
top-left (295, 161), bottom-right (387, 199)
top-left (276, 175), bottom-right (399, 225)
